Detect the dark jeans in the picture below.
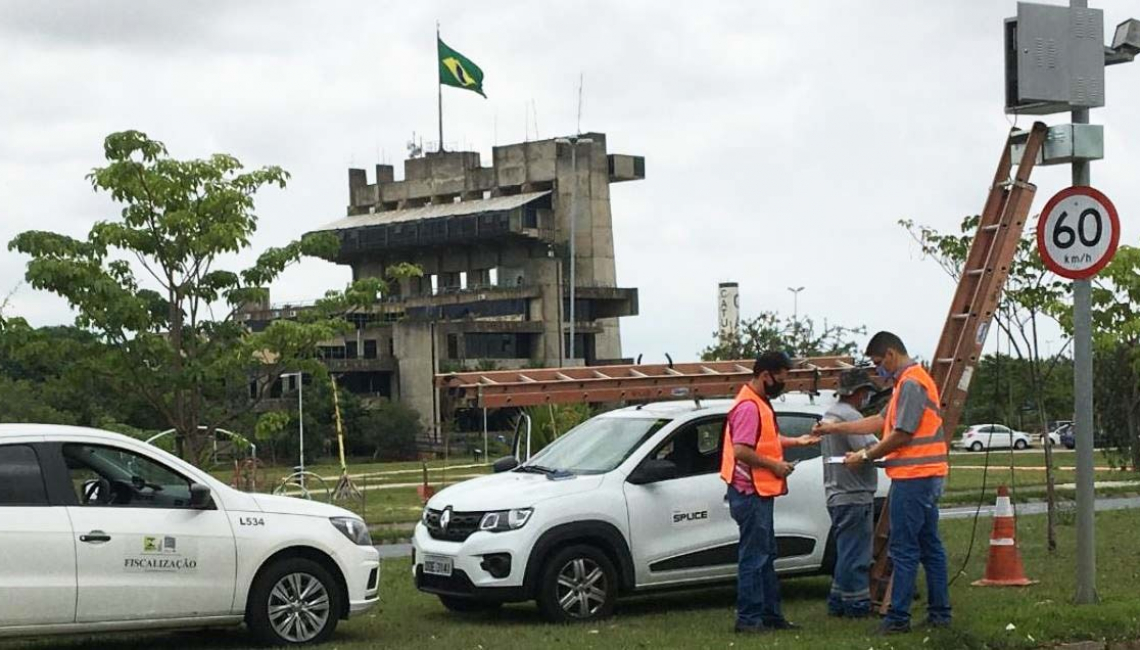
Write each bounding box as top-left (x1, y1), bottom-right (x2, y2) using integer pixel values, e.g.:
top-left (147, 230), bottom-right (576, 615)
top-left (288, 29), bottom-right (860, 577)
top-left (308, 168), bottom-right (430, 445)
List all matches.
top-left (886, 477), bottom-right (952, 627)
top-left (727, 486), bottom-right (783, 627)
top-left (826, 502), bottom-right (874, 616)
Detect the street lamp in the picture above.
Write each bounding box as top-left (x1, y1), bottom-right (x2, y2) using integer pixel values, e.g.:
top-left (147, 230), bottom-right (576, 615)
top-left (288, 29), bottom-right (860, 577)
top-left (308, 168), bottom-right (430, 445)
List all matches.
top-left (555, 136), bottom-right (593, 364)
top-left (787, 287), bottom-right (805, 355)
top-left (281, 371), bottom-right (305, 482)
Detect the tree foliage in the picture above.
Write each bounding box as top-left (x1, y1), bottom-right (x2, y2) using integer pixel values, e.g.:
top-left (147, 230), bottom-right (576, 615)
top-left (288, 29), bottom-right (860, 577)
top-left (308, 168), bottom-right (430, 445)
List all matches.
top-left (701, 311), bottom-right (866, 361)
top-left (7, 131), bottom-right (385, 463)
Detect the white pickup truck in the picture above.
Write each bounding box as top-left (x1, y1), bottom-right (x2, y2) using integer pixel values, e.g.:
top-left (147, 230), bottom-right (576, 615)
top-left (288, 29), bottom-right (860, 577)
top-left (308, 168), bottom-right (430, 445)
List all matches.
top-left (0, 424), bottom-right (380, 646)
top-left (412, 391), bottom-right (888, 622)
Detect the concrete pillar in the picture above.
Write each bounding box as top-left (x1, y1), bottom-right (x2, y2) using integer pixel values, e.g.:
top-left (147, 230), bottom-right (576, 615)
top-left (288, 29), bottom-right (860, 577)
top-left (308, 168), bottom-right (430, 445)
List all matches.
top-left (393, 321), bottom-right (439, 445)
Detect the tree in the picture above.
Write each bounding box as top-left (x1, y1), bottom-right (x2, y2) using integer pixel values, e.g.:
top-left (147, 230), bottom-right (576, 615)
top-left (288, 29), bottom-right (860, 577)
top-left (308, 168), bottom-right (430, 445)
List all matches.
top-left (701, 311), bottom-right (865, 361)
top-left (902, 214), bottom-right (1072, 551)
top-left (1078, 245), bottom-right (1140, 470)
top-left (8, 131), bottom-right (387, 463)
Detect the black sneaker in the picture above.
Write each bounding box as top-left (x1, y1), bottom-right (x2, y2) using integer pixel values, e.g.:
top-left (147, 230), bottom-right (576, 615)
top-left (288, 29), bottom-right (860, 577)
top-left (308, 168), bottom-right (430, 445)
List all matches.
top-left (734, 624), bottom-right (768, 635)
top-left (922, 618), bottom-right (952, 629)
top-left (763, 619), bottom-right (801, 631)
top-left (875, 621), bottom-right (911, 635)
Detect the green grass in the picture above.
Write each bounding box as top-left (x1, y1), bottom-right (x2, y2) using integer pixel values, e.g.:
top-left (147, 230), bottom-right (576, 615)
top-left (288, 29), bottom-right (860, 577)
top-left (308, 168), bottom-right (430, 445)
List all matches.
top-left (10, 508), bottom-right (1140, 650)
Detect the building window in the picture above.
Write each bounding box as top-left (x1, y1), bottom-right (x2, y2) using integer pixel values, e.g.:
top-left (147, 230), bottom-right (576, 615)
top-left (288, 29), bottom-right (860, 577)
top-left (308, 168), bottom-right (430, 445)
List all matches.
top-left (363, 339), bottom-right (378, 359)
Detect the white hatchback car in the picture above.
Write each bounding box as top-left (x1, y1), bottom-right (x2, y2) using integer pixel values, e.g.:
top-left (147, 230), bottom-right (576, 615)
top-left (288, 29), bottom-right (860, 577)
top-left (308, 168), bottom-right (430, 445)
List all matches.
top-left (956, 423), bottom-right (1033, 451)
top-left (412, 391), bottom-right (889, 622)
top-left (0, 424), bottom-right (380, 646)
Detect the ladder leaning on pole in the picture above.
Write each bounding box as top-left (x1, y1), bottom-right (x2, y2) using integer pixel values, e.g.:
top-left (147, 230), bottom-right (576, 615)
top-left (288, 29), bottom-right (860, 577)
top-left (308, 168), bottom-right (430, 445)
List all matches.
top-left (867, 121), bottom-right (1049, 614)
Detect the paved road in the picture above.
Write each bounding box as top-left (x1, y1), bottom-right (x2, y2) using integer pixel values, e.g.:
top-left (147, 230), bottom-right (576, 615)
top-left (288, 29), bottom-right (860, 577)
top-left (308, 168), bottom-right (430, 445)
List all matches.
top-left (373, 495), bottom-right (1140, 558)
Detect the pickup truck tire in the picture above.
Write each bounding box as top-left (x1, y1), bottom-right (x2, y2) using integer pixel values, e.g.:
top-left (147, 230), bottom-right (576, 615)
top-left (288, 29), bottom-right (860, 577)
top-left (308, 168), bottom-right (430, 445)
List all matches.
top-left (247, 557), bottom-right (342, 646)
top-left (536, 544), bottom-right (617, 623)
top-left (438, 595), bottom-right (502, 613)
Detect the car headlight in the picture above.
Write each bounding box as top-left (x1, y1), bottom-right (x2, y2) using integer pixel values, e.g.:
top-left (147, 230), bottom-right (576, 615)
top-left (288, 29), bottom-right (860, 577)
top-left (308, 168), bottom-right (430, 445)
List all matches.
top-left (421, 504), bottom-right (431, 526)
top-left (479, 508), bottom-right (533, 533)
top-left (330, 517), bottom-right (372, 546)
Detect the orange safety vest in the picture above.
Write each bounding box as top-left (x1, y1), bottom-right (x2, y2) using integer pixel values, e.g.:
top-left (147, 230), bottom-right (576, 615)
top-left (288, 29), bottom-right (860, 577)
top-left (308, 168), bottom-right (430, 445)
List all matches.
top-left (719, 385), bottom-right (787, 497)
top-left (882, 364), bottom-right (949, 480)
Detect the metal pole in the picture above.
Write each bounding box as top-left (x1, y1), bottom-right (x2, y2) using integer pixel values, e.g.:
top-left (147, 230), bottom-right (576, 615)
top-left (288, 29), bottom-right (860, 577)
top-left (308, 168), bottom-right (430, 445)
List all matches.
top-left (298, 373), bottom-right (305, 488)
top-left (437, 22), bottom-right (444, 153)
top-left (1070, 0), bottom-right (1097, 602)
top-left (568, 142), bottom-right (577, 364)
top-left (482, 407), bottom-right (489, 463)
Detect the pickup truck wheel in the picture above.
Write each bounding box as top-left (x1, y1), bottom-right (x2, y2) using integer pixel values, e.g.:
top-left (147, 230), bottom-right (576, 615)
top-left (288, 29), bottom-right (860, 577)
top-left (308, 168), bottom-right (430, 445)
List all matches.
top-left (537, 544), bottom-right (617, 623)
top-left (247, 557), bottom-right (342, 646)
top-left (438, 595), bottom-right (502, 613)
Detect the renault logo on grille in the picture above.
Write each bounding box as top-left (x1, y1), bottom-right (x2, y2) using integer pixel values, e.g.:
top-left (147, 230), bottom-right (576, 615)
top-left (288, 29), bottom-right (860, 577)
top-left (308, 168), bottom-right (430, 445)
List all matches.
top-left (440, 507), bottom-right (452, 532)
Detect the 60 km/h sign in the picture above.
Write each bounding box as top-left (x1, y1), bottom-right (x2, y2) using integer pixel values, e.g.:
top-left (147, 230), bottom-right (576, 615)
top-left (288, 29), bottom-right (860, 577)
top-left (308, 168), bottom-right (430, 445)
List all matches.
top-left (1037, 186), bottom-right (1120, 280)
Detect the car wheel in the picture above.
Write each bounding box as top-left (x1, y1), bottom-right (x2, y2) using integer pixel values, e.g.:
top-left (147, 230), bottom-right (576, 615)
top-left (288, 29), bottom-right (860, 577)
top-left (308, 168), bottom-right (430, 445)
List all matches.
top-left (438, 595), bottom-right (503, 613)
top-left (536, 544), bottom-right (618, 623)
top-left (1014, 439), bottom-right (1028, 450)
top-left (970, 441), bottom-right (984, 452)
top-left (247, 557), bottom-right (342, 646)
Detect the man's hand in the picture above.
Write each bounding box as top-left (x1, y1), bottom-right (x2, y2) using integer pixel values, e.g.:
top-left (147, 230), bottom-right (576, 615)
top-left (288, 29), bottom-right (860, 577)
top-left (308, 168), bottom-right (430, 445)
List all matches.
top-left (843, 450), bottom-right (867, 467)
top-left (772, 460), bottom-right (796, 478)
top-left (813, 421), bottom-right (838, 436)
top-left (795, 434), bottom-right (821, 447)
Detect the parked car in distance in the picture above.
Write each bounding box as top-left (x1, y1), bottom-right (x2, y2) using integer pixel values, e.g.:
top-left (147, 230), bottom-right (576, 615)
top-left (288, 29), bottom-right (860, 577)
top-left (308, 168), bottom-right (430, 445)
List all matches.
top-left (955, 424), bottom-right (1032, 451)
top-left (1040, 425), bottom-right (1065, 447)
top-left (1059, 424), bottom-right (1075, 449)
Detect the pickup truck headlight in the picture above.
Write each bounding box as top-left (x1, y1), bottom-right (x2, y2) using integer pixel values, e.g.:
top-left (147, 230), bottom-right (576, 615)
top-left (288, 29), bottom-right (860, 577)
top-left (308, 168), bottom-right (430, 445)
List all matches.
top-left (330, 517), bottom-right (372, 546)
top-left (479, 508), bottom-right (533, 532)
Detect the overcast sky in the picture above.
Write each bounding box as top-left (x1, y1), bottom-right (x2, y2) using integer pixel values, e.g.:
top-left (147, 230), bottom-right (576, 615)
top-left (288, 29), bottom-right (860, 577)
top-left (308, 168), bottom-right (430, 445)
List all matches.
top-left (2, 0), bottom-right (1138, 363)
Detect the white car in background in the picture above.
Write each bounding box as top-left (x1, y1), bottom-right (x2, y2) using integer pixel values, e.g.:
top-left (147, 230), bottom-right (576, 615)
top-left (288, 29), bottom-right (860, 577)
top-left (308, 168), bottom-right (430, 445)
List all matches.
top-left (0, 424), bottom-right (380, 646)
top-left (411, 391), bottom-right (889, 622)
top-left (956, 423), bottom-right (1033, 451)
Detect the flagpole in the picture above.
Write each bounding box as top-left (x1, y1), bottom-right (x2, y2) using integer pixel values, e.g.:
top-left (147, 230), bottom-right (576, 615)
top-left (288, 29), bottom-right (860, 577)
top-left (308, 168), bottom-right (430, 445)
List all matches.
top-left (436, 21), bottom-right (444, 153)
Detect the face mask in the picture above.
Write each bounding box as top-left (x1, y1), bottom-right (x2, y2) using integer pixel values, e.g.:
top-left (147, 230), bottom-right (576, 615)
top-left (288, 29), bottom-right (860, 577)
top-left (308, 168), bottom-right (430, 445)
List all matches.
top-left (765, 379), bottom-right (785, 398)
top-left (875, 363), bottom-right (892, 379)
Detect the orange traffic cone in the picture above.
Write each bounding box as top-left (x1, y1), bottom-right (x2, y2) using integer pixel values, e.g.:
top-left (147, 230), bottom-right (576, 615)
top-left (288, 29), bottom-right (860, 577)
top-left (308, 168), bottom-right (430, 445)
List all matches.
top-left (972, 485), bottom-right (1038, 587)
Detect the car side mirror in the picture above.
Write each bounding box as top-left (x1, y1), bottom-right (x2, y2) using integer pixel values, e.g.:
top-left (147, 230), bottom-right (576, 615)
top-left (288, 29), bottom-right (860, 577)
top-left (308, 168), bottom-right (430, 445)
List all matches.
top-left (189, 483), bottom-right (213, 509)
top-left (492, 456), bottom-right (520, 473)
top-left (627, 459), bottom-right (679, 485)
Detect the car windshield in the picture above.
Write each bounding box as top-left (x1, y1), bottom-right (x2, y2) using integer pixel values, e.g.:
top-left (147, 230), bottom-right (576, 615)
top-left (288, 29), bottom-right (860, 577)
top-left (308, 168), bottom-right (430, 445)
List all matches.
top-left (521, 416), bottom-right (670, 475)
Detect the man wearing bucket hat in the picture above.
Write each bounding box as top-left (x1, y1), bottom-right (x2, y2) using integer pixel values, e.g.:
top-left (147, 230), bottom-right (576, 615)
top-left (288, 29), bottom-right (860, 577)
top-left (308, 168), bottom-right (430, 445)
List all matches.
top-left (818, 368), bottom-right (881, 618)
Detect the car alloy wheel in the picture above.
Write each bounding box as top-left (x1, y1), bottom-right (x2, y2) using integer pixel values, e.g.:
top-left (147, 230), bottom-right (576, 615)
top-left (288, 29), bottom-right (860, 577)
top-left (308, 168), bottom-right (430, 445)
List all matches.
top-left (556, 557), bottom-right (609, 619)
top-left (267, 572), bottom-right (331, 643)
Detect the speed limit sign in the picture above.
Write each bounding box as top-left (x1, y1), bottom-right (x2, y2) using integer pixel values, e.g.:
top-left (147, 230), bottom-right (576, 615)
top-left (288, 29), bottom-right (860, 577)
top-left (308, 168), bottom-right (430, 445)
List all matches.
top-left (1037, 186), bottom-right (1120, 280)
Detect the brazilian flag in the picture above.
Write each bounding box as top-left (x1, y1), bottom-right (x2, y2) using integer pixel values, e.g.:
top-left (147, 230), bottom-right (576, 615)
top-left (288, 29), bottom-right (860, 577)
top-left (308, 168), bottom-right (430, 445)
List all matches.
top-left (438, 38), bottom-right (486, 98)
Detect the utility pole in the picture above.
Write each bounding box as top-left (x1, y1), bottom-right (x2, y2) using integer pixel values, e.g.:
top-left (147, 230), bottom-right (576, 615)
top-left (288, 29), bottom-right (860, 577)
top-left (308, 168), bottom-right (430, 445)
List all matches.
top-left (1070, 0), bottom-right (1098, 606)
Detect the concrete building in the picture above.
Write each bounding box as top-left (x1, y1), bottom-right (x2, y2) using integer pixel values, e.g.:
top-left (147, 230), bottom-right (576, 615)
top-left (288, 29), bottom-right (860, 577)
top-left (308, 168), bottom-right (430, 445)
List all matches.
top-left (240, 133), bottom-right (644, 442)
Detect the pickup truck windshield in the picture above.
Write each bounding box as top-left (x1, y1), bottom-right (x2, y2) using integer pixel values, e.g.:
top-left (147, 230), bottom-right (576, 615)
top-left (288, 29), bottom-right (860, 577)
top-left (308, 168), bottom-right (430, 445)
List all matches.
top-left (522, 416), bottom-right (670, 474)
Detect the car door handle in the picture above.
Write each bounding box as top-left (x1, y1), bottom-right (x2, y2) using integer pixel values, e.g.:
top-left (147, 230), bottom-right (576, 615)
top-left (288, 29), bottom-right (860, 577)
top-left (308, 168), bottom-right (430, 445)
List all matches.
top-left (79, 530), bottom-right (112, 543)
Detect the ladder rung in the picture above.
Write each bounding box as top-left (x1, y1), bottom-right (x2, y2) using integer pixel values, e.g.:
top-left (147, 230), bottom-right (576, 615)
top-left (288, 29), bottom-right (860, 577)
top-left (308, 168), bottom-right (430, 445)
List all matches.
top-left (951, 313), bottom-right (970, 320)
top-left (699, 366), bottom-right (720, 375)
top-left (518, 374), bottom-right (537, 383)
top-left (664, 368), bottom-right (683, 376)
top-left (936, 358), bottom-right (955, 364)
top-left (554, 373), bottom-right (573, 381)
top-left (965, 268), bottom-right (985, 276)
top-left (628, 369), bottom-right (648, 378)
top-left (981, 224), bottom-right (1000, 232)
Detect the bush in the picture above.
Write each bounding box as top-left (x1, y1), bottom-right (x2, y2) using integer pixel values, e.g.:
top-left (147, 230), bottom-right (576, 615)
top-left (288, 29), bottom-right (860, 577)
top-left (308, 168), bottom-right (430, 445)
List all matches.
top-left (357, 401), bottom-right (422, 461)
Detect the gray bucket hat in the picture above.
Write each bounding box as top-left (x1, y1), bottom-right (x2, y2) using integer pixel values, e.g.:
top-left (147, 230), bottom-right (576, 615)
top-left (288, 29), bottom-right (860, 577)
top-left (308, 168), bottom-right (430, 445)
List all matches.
top-left (837, 368), bottom-right (877, 396)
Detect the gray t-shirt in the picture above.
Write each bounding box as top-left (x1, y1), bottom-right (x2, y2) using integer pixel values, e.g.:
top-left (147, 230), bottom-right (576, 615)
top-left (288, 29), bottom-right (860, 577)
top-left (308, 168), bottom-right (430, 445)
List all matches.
top-left (820, 401), bottom-right (878, 507)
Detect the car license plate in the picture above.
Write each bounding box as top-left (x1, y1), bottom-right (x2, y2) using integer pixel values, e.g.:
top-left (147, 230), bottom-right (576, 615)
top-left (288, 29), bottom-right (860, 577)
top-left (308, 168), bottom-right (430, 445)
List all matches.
top-left (423, 555), bottom-right (453, 577)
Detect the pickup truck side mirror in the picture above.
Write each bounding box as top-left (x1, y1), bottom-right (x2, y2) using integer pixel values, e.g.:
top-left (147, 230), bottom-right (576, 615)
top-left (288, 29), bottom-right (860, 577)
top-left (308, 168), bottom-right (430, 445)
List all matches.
top-left (189, 483), bottom-right (213, 509)
top-left (627, 459), bottom-right (679, 485)
top-left (492, 456), bottom-right (520, 473)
